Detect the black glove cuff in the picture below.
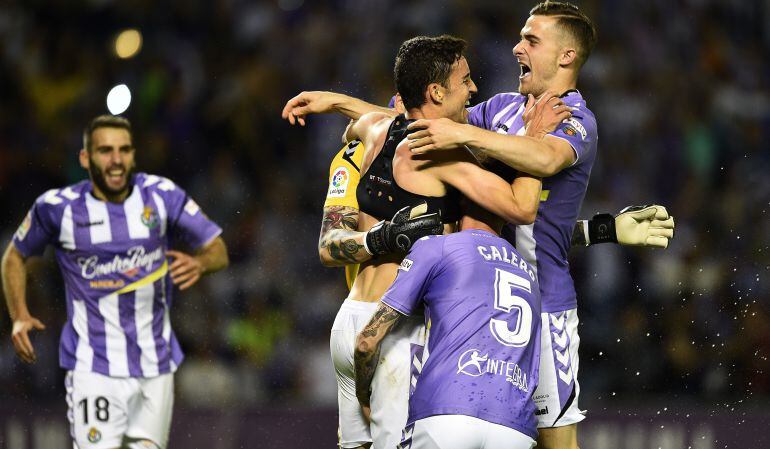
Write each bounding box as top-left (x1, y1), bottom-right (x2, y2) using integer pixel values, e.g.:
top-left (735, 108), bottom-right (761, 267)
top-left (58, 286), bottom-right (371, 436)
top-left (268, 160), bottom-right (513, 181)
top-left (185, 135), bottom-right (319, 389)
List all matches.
top-left (588, 213), bottom-right (617, 244)
top-left (365, 223), bottom-right (389, 256)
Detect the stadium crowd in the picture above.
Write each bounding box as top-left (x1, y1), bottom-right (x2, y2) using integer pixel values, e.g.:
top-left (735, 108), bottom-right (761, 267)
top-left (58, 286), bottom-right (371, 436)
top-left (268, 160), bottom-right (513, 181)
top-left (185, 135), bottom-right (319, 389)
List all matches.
top-left (0, 0), bottom-right (767, 412)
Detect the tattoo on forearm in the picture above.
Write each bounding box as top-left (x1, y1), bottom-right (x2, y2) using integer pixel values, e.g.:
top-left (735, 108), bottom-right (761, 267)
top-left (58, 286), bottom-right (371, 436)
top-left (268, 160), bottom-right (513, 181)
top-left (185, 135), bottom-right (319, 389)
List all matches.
top-left (322, 208), bottom-right (358, 232)
top-left (354, 304), bottom-right (403, 406)
top-left (326, 235), bottom-right (365, 263)
top-left (319, 206), bottom-right (367, 263)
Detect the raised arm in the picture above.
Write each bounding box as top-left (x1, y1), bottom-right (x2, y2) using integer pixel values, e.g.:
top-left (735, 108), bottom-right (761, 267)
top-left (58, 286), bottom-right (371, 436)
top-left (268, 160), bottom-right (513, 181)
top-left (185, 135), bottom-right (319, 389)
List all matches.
top-left (282, 91), bottom-right (397, 126)
top-left (355, 302), bottom-right (405, 409)
top-left (2, 243), bottom-right (46, 363)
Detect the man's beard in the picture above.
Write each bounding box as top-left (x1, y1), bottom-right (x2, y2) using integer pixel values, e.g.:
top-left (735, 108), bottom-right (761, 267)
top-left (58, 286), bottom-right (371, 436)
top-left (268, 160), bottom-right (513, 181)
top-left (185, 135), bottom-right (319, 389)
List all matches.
top-left (89, 160), bottom-right (134, 198)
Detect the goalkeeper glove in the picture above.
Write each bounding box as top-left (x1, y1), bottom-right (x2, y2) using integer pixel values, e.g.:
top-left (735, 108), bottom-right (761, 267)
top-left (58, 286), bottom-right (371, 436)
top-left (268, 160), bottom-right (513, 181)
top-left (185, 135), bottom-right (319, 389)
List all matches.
top-left (364, 203), bottom-right (443, 256)
top-left (588, 205), bottom-right (674, 248)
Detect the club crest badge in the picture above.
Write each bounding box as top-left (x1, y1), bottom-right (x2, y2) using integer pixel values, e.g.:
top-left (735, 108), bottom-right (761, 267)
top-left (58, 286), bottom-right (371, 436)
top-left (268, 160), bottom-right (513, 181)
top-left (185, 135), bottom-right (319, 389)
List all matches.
top-left (141, 206), bottom-right (159, 229)
top-left (87, 427), bottom-right (102, 443)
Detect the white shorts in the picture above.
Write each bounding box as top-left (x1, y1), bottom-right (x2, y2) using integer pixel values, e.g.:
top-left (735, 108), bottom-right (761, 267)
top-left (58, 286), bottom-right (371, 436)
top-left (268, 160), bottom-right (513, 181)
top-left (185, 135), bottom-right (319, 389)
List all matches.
top-left (399, 415), bottom-right (535, 449)
top-left (66, 370), bottom-right (174, 449)
top-left (330, 298), bottom-right (426, 449)
top-left (533, 308), bottom-right (586, 428)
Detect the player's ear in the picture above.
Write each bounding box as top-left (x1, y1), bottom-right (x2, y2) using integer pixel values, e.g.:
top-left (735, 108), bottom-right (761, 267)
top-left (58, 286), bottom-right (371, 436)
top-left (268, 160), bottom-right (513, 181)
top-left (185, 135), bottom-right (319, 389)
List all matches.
top-left (394, 93), bottom-right (406, 114)
top-left (427, 83), bottom-right (444, 105)
top-left (559, 47), bottom-right (577, 67)
top-left (79, 148), bottom-right (90, 169)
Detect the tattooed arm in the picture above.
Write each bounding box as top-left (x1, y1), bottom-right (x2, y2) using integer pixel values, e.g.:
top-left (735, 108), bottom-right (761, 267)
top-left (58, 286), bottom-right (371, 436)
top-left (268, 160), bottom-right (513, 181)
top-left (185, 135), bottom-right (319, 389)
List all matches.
top-left (318, 205), bottom-right (372, 267)
top-left (354, 302), bottom-right (404, 408)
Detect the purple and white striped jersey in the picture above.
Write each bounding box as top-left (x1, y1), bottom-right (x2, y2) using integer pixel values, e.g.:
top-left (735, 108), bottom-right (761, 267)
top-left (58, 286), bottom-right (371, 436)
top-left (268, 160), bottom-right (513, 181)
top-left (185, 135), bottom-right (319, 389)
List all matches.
top-left (468, 90), bottom-right (597, 312)
top-left (382, 231), bottom-right (541, 440)
top-left (12, 172), bottom-right (222, 378)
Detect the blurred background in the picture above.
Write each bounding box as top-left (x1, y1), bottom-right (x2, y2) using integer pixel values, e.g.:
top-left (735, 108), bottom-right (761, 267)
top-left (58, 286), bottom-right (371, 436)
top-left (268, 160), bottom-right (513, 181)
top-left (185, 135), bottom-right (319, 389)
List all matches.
top-left (0, 0), bottom-right (768, 448)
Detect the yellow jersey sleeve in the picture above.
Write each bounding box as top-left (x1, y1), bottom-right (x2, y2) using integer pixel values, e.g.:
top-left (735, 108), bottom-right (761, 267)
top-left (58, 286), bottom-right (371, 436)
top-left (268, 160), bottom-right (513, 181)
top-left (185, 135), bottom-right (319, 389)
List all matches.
top-left (322, 141), bottom-right (365, 291)
top-left (323, 140), bottom-right (364, 209)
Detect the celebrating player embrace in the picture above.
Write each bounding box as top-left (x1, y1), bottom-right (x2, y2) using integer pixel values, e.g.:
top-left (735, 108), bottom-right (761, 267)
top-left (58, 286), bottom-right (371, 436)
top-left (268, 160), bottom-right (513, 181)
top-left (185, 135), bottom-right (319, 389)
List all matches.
top-left (2, 115), bottom-right (228, 449)
top-left (285, 2), bottom-right (675, 449)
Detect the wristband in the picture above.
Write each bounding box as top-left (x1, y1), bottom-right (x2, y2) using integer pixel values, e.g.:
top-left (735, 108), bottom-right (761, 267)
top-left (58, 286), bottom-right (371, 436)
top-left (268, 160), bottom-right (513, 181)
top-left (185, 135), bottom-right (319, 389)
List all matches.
top-left (588, 213), bottom-right (617, 244)
top-left (362, 233), bottom-right (374, 256)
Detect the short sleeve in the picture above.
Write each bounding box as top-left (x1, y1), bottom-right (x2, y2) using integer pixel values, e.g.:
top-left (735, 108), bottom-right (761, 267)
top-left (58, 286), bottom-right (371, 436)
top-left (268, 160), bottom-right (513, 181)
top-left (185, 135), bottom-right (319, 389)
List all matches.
top-left (467, 101), bottom-right (491, 130)
top-left (381, 237), bottom-right (443, 315)
top-left (324, 140), bottom-right (364, 209)
top-left (12, 196), bottom-right (58, 257)
top-left (548, 113), bottom-right (597, 166)
top-left (160, 180), bottom-right (222, 250)
top-left (466, 93), bottom-right (522, 131)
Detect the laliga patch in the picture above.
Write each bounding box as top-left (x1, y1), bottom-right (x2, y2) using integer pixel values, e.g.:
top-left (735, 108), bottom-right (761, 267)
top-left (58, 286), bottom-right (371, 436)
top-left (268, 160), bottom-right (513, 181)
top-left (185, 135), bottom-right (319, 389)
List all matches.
top-left (15, 211), bottom-right (32, 241)
top-left (327, 166), bottom-right (350, 198)
top-left (399, 258), bottom-right (413, 272)
top-left (184, 198), bottom-right (200, 216)
top-left (561, 118), bottom-right (586, 140)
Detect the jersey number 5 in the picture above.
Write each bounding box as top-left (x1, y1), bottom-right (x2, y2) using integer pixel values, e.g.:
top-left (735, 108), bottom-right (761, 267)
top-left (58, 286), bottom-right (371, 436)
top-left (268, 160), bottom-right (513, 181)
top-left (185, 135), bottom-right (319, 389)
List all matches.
top-left (490, 268), bottom-right (533, 347)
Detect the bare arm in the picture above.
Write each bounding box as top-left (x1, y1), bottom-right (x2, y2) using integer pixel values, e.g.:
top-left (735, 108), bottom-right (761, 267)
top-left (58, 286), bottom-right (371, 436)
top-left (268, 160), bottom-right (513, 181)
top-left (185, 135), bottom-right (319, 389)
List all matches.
top-left (429, 149), bottom-right (542, 225)
top-left (410, 121), bottom-right (574, 177)
top-left (2, 243), bottom-right (46, 363)
top-left (167, 236), bottom-right (229, 290)
top-left (407, 92), bottom-right (574, 177)
top-left (346, 111), bottom-right (392, 145)
top-left (282, 91), bottom-right (396, 126)
top-left (195, 236), bottom-right (229, 273)
top-left (464, 130), bottom-right (575, 177)
top-left (318, 205), bottom-right (371, 267)
top-left (354, 302), bottom-right (404, 408)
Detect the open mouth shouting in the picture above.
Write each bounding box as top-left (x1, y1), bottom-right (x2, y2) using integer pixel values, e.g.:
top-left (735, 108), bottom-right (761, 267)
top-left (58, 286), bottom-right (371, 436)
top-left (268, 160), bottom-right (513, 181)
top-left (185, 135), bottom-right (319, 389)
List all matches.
top-left (104, 166), bottom-right (128, 189)
top-left (519, 61), bottom-right (532, 80)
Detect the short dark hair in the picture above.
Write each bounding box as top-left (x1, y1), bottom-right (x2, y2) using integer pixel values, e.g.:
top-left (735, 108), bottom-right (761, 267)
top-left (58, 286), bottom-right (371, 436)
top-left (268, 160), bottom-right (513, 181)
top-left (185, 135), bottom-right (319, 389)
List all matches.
top-left (394, 35), bottom-right (467, 110)
top-left (83, 115), bottom-right (132, 151)
top-left (530, 1), bottom-right (597, 68)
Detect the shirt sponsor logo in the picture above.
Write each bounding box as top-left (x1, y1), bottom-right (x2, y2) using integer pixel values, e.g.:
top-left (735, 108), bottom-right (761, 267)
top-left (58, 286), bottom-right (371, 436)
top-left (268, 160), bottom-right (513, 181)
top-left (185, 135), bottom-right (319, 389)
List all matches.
top-left (562, 118), bottom-right (586, 140)
top-left (14, 211), bottom-right (32, 241)
top-left (399, 258), bottom-right (413, 272)
top-left (77, 245), bottom-right (164, 280)
top-left (368, 174), bottom-right (392, 186)
top-left (457, 348), bottom-right (529, 392)
top-left (89, 279), bottom-right (126, 289)
top-left (534, 406), bottom-right (549, 416)
top-left (75, 220), bottom-right (105, 227)
top-left (328, 166), bottom-right (350, 198)
top-left (141, 206), bottom-right (159, 229)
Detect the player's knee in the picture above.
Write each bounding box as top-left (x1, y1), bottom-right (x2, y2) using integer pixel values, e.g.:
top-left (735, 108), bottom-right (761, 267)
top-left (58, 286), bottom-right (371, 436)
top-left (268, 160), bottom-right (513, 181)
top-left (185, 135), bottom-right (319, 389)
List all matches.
top-left (122, 439), bottom-right (161, 449)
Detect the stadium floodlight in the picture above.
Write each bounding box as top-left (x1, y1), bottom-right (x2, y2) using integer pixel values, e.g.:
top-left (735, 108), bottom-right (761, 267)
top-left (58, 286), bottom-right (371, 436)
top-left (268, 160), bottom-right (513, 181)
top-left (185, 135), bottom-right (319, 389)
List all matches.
top-left (115, 29), bottom-right (142, 59)
top-left (106, 84), bottom-right (132, 115)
